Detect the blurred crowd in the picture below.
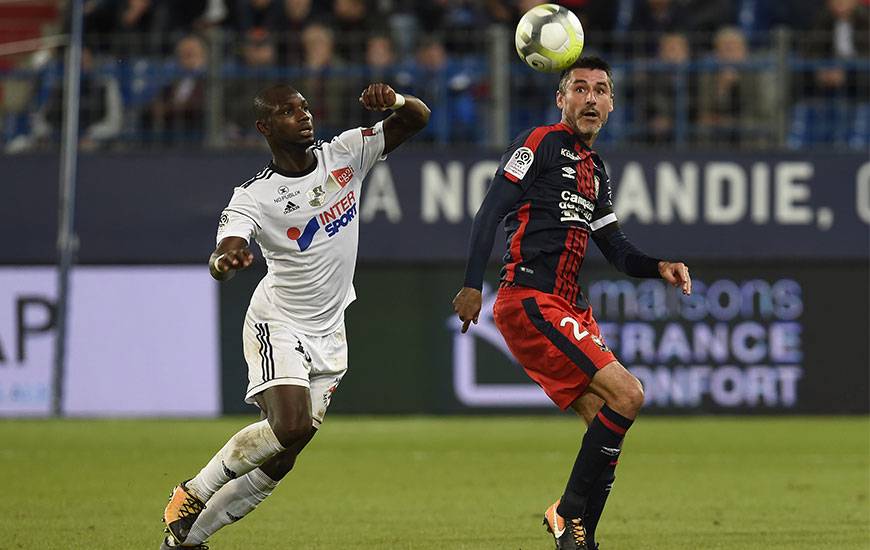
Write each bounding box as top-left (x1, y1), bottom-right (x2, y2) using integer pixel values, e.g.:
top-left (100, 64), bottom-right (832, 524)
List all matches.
top-left (1, 0), bottom-right (868, 152)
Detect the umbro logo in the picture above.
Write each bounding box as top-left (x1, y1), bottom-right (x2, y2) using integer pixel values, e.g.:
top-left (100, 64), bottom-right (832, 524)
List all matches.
top-left (561, 147), bottom-right (581, 161)
top-left (561, 166), bottom-right (576, 179)
top-left (284, 200), bottom-right (299, 214)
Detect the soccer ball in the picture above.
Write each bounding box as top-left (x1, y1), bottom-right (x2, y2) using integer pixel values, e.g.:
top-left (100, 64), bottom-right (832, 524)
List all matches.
top-left (515, 4), bottom-right (584, 73)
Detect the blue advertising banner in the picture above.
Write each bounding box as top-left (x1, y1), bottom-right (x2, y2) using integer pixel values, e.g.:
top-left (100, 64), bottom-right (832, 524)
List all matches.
top-left (4, 150), bottom-right (868, 263)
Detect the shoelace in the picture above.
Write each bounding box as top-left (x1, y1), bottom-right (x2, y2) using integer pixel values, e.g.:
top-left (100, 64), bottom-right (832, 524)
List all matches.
top-left (568, 518), bottom-right (587, 547)
top-left (177, 493), bottom-right (205, 519)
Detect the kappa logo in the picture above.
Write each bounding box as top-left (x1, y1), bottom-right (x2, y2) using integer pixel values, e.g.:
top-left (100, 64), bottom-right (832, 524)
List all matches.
top-left (504, 146), bottom-right (534, 180)
top-left (561, 166), bottom-right (576, 179)
top-left (283, 200), bottom-right (299, 214)
top-left (561, 147), bottom-right (581, 161)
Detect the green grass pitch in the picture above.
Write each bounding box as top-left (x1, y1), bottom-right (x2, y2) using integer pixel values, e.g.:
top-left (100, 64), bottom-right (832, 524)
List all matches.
top-left (1, 416), bottom-right (867, 549)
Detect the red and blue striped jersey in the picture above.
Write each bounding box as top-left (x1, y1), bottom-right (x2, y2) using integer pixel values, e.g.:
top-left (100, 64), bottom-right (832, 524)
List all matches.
top-left (496, 123), bottom-right (618, 307)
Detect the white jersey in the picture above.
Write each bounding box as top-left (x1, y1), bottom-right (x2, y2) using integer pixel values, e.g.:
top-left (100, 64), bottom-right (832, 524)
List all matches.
top-left (217, 121), bottom-right (386, 336)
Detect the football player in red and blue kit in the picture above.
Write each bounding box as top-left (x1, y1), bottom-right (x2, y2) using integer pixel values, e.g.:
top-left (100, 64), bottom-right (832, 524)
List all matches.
top-left (453, 56), bottom-right (692, 550)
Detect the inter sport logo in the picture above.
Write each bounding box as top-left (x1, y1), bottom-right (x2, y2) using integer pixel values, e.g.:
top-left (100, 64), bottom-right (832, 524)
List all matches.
top-left (286, 190), bottom-right (357, 251)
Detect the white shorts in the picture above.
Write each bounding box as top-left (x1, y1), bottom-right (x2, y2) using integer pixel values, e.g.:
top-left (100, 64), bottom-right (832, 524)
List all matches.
top-left (242, 310), bottom-right (348, 427)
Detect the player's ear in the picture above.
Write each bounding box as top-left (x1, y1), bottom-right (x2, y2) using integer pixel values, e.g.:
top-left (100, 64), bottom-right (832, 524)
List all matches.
top-left (556, 90), bottom-right (564, 110)
top-left (256, 119), bottom-right (270, 136)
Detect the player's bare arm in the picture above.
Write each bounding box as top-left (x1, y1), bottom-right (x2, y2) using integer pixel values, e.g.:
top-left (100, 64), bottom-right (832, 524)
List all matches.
top-left (658, 260), bottom-right (692, 295)
top-left (452, 287), bottom-right (482, 334)
top-left (358, 83), bottom-right (430, 154)
top-left (209, 236), bottom-right (254, 281)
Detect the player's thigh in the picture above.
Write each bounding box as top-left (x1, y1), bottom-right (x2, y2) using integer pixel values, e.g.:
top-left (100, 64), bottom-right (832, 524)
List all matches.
top-left (242, 316), bottom-right (315, 433)
top-left (305, 324), bottom-right (349, 427)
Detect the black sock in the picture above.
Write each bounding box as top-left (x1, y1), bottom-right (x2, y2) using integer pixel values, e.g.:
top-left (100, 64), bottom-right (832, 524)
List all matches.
top-left (583, 462), bottom-right (617, 546)
top-left (557, 405), bottom-right (632, 519)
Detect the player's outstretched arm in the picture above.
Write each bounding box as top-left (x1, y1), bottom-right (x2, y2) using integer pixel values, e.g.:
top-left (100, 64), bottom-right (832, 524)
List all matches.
top-left (209, 236), bottom-right (254, 282)
top-left (358, 83), bottom-right (430, 155)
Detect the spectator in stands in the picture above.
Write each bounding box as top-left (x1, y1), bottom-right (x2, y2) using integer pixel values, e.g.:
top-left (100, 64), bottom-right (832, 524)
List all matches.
top-left (404, 34), bottom-right (480, 143)
top-left (300, 22), bottom-right (347, 137)
top-left (225, 28), bottom-right (277, 146)
top-left (331, 0), bottom-right (380, 63)
top-left (628, 0), bottom-right (688, 56)
top-left (228, 0), bottom-right (283, 33)
top-left (274, 0), bottom-right (317, 65)
top-left (143, 34), bottom-right (208, 144)
top-left (8, 47), bottom-right (123, 152)
top-left (638, 32), bottom-right (694, 144)
top-left (358, 33), bottom-right (399, 127)
top-left (697, 26), bottom-right (776, 146)
top-left (806, 0), bottom-right (869, 97)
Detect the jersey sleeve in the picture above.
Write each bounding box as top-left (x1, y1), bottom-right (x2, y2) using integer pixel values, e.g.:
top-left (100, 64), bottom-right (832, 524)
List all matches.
top-left (216, 187), bottom-right (262, 244)
top-left (330, 120), bottom-right (386, 178)
top-left (494, 128), bottom-right (551, 192)
top-left (589, 156), bottom-right (618, 235)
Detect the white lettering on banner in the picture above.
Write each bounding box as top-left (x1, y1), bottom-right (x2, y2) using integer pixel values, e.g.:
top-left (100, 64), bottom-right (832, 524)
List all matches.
top-left (0, 267), bottom-right (219, 417)
top-left (656, 162), bottom-right (698, 223)
top-left (608, 160), bottom-right (834, 227)
top-left (468, 161), bottom-right (499, 214)
top-left (631, 365), bottom-right (803, 407)
top-left (361, 164), bottom-right (402, 223)
top-left (422, 161), bottom-right (464, 223)
top-left (855, 162), bottom-right (870, 224)
top-left (705, 162), bottom-right (747, 224)
top-left (614, 162), bottom-right (655, 223)
top-left (751, 163), bottom-right (770, 223)
top-left (775, 162), bottom-right (814, 224)
top-left (449, 277), bottom-right (808, 410)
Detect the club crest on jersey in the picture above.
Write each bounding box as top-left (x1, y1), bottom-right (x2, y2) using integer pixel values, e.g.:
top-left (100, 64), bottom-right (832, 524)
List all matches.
top-left (559, 189), bottom-right (595, 224)
top-left (561, 147), bottom-right (581, 161)
top-left (326, 166), bottom-right (354, 193)
top-left (307, 185), bottom-right (327, 207)
top-left (504, 147), bottom-right (534, 180)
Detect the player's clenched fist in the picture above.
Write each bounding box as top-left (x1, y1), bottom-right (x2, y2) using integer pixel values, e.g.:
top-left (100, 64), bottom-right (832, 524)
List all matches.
top-left (359, 83), bottom-right (402, 111)
top-left (212, 248), bottom-right (254, 274)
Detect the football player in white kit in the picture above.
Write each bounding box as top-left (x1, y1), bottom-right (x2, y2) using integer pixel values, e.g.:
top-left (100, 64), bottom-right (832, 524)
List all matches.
top-left (161, 82), bottom-right (429, 549)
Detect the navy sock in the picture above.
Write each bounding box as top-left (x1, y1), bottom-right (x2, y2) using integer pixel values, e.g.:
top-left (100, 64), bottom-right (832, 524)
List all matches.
top-left (557, 405), bottom-right (632, 519)
top-left (583, 461), bottom-right (617, 546)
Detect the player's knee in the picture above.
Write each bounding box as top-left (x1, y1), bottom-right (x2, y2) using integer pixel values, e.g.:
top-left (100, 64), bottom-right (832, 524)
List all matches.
top-left (270, 413), bottom-right (313, 449)
top-left (624, 375), bottom-right (644, 412)
top-left (260, 450), bottom-right (298, 480)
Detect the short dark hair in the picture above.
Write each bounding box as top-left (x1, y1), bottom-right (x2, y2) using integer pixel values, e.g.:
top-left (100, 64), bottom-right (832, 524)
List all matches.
top-left (253, 84), bottom-right (300, 122)
top-left (558, 56), bottom-right (615, 97)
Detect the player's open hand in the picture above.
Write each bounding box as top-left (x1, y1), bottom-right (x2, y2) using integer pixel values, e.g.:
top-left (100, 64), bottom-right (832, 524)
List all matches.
top-left (214, 248), bottom-right (254, 273)
top-left (453, 287), bottom-right (482, 334)
top-left (658, 261), bottom-right (691, 295)
top-left (359, 83), bottom-right (397, 111)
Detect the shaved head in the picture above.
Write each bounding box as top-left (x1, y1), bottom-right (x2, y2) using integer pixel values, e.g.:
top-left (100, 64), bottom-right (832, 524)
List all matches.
top-left (254, 84), bottom-right (301, 122)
